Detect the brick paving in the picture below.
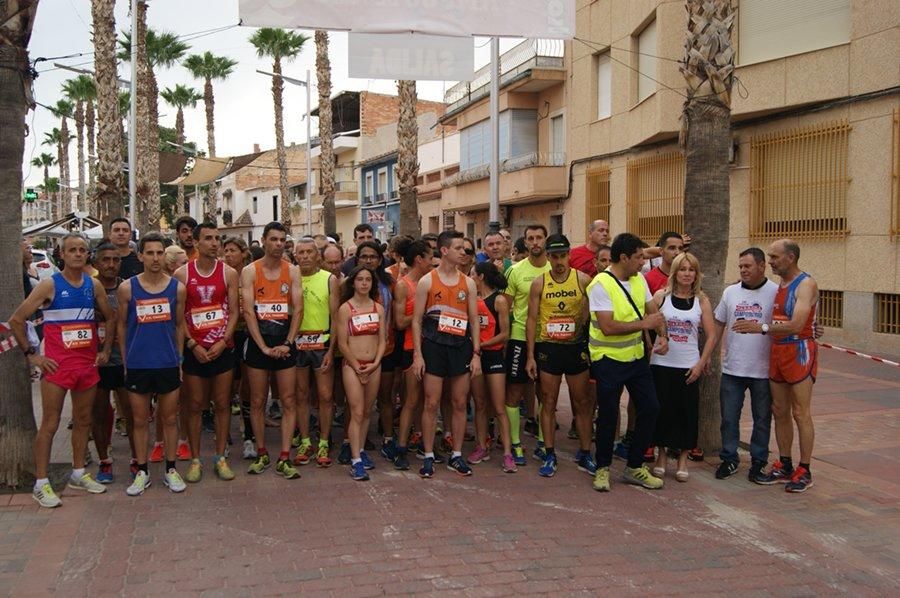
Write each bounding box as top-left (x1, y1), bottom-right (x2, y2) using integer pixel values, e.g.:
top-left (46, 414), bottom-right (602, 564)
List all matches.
top-left (1, 348), bottom-right (898, 596)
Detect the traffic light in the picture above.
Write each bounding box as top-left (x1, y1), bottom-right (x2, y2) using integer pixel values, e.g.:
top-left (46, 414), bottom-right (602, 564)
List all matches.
top-left (24, 188), bottom-right (38, 202)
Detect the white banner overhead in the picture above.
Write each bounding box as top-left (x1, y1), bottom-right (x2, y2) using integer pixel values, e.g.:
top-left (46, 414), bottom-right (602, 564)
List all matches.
top-left (238, 0), bottom-right (576, 39)
top-left (349, 33), bottom-right (474, 81)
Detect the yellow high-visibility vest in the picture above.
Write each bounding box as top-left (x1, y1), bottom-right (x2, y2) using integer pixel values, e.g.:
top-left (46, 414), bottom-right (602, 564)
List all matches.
top-left (587, 272), bottom-right (647, 363)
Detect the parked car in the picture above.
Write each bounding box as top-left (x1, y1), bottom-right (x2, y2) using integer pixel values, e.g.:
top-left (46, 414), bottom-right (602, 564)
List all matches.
top-left (30, 249), bottom-right (59, 281)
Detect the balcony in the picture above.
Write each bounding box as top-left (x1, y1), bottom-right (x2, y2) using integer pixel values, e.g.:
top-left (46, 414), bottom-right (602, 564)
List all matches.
top-left (443, 39), bottom-right (565, 117)
top-left (441, 152), bottom-right (567, 211)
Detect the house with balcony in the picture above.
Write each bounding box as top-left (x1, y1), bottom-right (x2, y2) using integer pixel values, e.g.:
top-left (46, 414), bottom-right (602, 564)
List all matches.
top-left (433, 39), bottom-right (568, 241)
top-left (417, 131), bottom-right (460, 236)
top-left (569, 0), bottom-right (899, 353)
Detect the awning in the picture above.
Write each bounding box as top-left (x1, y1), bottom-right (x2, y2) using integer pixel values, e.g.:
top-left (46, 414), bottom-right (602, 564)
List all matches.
top-left (159, 152), bottom-right (189, 183)
top-left (166, 156), bottom-right (231, 186)
top-left (23, 212), bottom-right (103, 237)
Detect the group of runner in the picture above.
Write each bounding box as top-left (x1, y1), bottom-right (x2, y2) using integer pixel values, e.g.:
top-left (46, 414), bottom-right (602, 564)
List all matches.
top-left (9, 215), bottom-right (821, 507)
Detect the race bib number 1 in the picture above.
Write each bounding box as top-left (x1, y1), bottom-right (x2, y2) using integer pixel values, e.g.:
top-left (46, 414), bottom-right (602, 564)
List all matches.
top-left (61, 324), bottom-right (93, 349)
top-left (546, 317), bottom-right (576, 341)
top-left (136, 299), bottom-right (172, 323)
top-left (351, 312), bottom-right (380, 334)
top-left (256, 301), bottom-right (289, 321)
top-left (438, 314), bottom-right (468, 336)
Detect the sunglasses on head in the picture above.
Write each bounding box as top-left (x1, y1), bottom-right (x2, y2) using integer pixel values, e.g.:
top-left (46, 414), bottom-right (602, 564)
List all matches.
top-left (464, 248), bottom-right (475, 255)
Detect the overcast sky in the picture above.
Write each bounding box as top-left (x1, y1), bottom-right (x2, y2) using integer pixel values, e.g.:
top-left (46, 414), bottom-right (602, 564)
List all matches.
top-left (23, 0), bottom-right (519, 188)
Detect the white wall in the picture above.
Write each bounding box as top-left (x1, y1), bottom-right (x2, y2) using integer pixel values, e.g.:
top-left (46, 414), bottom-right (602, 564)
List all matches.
top-left (419, 132), bottom-right (460, 172)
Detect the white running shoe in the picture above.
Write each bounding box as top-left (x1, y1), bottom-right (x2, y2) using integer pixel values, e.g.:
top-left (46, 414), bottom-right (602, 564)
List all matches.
top-left (126, 471), bottom-right (151, 496)
top-left (242, 439), bottom-right (258, 460)
top-left (33, 483), bottom-right (62, 508)
top-left (164, 468), bottom-right (187, 493)
top-left (67, 473), bottom-right (107, 494)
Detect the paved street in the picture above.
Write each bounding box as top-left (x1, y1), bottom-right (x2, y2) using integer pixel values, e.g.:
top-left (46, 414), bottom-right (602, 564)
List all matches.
top-left (1, 347), bottom-right (898, 596)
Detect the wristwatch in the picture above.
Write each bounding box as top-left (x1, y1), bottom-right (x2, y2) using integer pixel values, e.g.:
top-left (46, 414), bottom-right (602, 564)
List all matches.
top-left (761, 323), bottom-right (769, 335)
top-left (22, 346), bottom-right (37, 356)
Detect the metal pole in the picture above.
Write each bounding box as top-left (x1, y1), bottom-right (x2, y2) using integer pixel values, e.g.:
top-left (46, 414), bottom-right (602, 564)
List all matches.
top-left (306, 69), bottom-right (313, 236)
top-left (488, 37), bottom-right (500, 233)
top-left (128, 1), bottom-right (138, 230)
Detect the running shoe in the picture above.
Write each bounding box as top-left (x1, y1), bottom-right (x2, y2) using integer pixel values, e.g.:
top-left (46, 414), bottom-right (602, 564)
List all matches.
top-left (338, 442), bottom-right (352, 465)
top-left (230, 398), bottom-right (241, 416)
top-left (129, 459), bottom-right (139, 480)
top-left (242, 440), bottom-right (257, 460)
top-left (523, 418), bottom-right (539, 437)
top-left (688, 447), bottom-right (705, 462)
top-left (360, 450), bottom-right (375, 471)
top-left (185, 459), bottom-right (203, 483)
top-left (447, 456), bottom-right (472, 476)
top-left (115, 418), bottom-right (128, 437)
top-left (407, 430), bottom-right (423, 452)
top-left (467, 445), bottom-right (490, 465)
top-left (567, 425), bottom-right (579, 440)
top-left (748, 460), bottom-right (767, 484)
top-left (440, 434), bottom-right (453, 454)
top-left (575, 450), bottom-right (598, 476)
top-left (511, 443), bottom-right (527, 467)
top-left (538, 453), bottom-right (558, 478)
top-left (201, 410), bottom-right (215, 433)
top-left (316, 444), bottom-right (332, 468)
top-left (532, 440), bottom-right (547, 462)
top-left (643, 446), bottom-right (656, 462)
top-left (622, 465), bottom-right (664, 489)
top-left (592, 467), bottom-right (611, 492)
top-left (612, 440), bottom-right (630, 461)
top-left (293, 440), bottom-right (313, 466)
top-left (291, 431), bottom-right (302, 449)
top-left (276, 459), bottom-right (301, 479)
top-left (176, 441), bottom-right (191, 461)
top-left (247, 453), bottom-right (271, 474)
top-left (415, 447), bottom-right (445, 464)
top-left (149, 442), bottom-right (164, 463)
top-left (267, 401), bottom-right (282, 420)
top-left (380, 438), bottom-right (398, 461)
top-left (33, 483), bottom-right (61, 508)
top-left (393, 449), bottom-right (410, 471)
top-left (754, 460), bottom-right (794, 485)
top-left (67, 472), bottom-right (107, 494)
top-left (97, 461), bottom-right (114, 484)
top-left (164, 469), bottom-right (187, 493)
top-left (350, 461), bottom-right (369, 481)
top-left (126, 471), bottom-right (151, 496)
top-left (84, 449), bottom-right (93, 467)
top-left (419, 456), bottom-right (435, 478)
top-left (715, 461), bottom-right (739, 480)
top-left (785, 466), bottom-right (813, 493)
top-left (215, 457), bottom-right (235, 481)
top-left (502, 454), bottom-right (518, 473)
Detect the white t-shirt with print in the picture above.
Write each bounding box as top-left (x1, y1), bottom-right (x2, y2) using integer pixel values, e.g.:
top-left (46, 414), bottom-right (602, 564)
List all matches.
top-left (714, 280), bottom-right (778, 379)
top-left (589, 274), bottom-right (653, 313)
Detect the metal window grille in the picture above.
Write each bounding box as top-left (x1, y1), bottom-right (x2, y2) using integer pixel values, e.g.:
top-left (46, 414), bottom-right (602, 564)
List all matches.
top-left (817, 290), bottom-right (843, 328)
top-left (443, 211), bottom-right (456, 231)
top-left (892, 109), bottom-right (900, 240)
top-left (750, 119), bottom-right (851, 239)
top-left (874, 293), bottom-right (900, 335)
top-left (626, 151), bottom-right (684, 244)
top-left (586, 166), bottom-right (611, 228)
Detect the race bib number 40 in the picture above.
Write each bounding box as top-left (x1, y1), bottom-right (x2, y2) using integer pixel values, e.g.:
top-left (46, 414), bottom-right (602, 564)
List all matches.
top-left (191, 304), bottom-right (225, 330)
top-left (438, 314), bottom-right (468, 336)
top-left (256, 301), bottom-right (289, 321)
top-left (546, 317), bottom-right (576, 341)
top-left (61, 324), bottom-right (93, 349)
top-left (136, 299), bottom-right (172, 323)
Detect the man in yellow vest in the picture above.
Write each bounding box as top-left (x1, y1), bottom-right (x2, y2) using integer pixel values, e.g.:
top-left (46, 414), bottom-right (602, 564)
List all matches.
top-left (587, 233), bottom-right (669, 492)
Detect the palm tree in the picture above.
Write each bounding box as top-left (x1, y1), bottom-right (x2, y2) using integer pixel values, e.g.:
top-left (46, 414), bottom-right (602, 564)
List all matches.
top-left (0, 0), bottom-right (40, 488)
top-left (249, 27), bottom-right (309, 229)
top-left (31, 152), bottom-right (56, 192)
top-left (63, 75), bottom-right (96, 211)
top-left (50, 99), bottom-right (75, 213)
top-left (397, 80), bottom-right (421, 237)
top-left (315, 31), bottom-right (335, 235)
top-left (680, 0), bottom-right (736, 454)
top-left (184, 51), bottom-right (237, 222)
top-left (119, 13), bottom-right (189, 230)
top-left (42, 128), bottom-right (67, 218)
top-left (92, 0), bottom-right (123, 226)
top-left (161, 84), bottom-right (202, 209)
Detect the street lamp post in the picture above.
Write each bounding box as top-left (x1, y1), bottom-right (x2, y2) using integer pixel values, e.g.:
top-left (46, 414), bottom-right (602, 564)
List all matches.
top-left (256, 69), bottom-right (313, 235)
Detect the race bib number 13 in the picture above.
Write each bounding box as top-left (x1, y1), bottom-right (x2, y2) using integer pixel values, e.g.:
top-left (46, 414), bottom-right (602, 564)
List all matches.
top-left (136, 299), bottom-right (172, 323)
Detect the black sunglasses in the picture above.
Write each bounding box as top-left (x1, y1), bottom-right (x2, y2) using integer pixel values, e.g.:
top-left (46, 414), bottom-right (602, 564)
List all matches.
top-left (464, 248), bottom-right (475, 255)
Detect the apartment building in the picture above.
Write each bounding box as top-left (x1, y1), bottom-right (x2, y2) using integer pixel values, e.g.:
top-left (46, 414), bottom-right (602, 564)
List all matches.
top-left (569, 0), bottom-right (899, 353)
top-left (434, 39), bottom-right (569, 242)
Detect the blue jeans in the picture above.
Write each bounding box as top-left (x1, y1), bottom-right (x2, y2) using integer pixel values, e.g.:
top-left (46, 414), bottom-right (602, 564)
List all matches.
top-left (719, 374), bottom-right (772, 464)
top-left (592, 356), bottom-right (659, 469)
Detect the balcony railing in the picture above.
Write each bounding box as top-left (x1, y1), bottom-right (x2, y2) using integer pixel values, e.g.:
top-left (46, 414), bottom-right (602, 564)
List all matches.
top-left (444, 39), bottom-right (564, 113)
top-left (444, 152), bottom-right (567, 187)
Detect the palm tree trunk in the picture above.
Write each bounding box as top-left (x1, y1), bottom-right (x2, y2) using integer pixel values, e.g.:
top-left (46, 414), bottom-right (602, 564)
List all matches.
top-left (316, 30), bottom-right (335, 235)
top-left (134, 0), bottom-right (152, 231)
top-left (175, 107), bottom-right (185, 210)
top-left (203, 77), bottom-right (218, 224)
top-left (74, 99), bottom-right (86, 211)
top-left (59, 116), bottom-right (72, 213)
top-left (93, 0), bottom-right (122, 230)
top-left (85, 97), bottom-right (96, 212)
top-left (272, 58), bottom-right (291, 228)
top-left (397, 80), bottom-right (421, 237)
top-left (0, 4), bottom-right (40, 488)
top-left (146, 71), bottom-right (161, 231)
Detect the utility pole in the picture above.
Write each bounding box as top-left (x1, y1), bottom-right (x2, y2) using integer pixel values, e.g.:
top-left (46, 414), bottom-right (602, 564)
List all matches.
top-left (488, 37), bottom-right (500, 234)
top-left (129, 1), bottom-right (138, 230)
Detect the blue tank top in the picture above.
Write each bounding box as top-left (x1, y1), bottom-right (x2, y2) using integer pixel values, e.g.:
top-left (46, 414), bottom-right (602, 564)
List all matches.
top-left (43, 272), bottom-right (97, 367)
top-left (125, 276), bottom-right (180, 369)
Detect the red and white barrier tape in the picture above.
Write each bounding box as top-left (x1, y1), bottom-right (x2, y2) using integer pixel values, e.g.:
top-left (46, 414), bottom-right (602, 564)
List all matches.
top-left (818, 342), bottom-right (900, 367)
top-left (0, 322), bottom-right (17, 354)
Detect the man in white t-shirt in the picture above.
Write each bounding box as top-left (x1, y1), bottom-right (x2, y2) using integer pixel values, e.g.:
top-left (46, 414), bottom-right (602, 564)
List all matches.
top-left (712, 247), bottom-right (777, 482)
